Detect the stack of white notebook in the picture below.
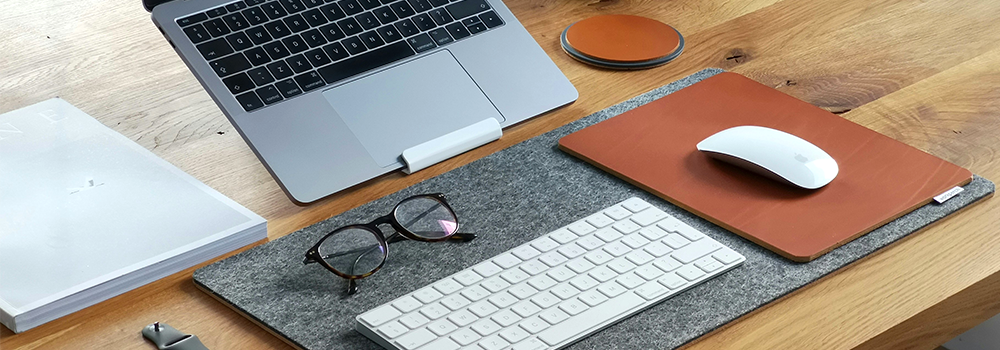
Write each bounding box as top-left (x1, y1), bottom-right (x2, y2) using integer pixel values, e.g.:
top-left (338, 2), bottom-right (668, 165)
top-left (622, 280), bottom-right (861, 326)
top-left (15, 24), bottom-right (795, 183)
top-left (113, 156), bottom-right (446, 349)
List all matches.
top-left (0, 99), bottom-right (267, 333)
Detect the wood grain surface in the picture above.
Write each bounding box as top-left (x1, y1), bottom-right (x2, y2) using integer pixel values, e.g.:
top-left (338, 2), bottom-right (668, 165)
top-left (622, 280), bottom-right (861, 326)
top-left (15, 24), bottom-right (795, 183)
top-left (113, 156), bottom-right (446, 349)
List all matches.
top-left (2, 0), bottom-right (999, 349)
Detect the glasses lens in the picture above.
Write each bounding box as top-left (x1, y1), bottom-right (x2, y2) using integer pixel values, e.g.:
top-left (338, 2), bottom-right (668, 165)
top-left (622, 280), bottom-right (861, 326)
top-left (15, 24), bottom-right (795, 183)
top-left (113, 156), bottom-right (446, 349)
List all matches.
top-left (318, 226), bottom-right (386, 277)
top-left (395, 196), bottom-right (458, 239)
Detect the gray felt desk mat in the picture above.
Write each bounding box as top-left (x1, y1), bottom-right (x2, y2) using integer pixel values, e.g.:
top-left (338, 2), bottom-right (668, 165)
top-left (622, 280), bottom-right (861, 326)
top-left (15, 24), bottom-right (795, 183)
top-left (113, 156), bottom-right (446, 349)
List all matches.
top-left (194, 69), bottom-right (995, 350)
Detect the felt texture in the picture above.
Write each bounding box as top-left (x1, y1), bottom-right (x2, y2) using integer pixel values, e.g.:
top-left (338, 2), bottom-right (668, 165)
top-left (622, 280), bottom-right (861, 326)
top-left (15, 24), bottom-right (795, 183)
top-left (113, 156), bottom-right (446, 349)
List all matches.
top-left (194, 68), bottom-right (995, 350)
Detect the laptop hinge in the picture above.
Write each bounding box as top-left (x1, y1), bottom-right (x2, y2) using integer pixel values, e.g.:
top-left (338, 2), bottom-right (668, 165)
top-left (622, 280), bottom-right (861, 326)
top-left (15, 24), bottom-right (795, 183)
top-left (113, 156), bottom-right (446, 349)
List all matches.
top-left (401, 118), bottom-right (502, 174)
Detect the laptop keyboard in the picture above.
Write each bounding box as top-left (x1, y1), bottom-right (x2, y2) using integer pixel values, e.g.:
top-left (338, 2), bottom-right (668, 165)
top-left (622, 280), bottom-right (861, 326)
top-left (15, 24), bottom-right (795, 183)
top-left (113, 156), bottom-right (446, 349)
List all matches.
top-left (176, 0), bottom-right (504, 112)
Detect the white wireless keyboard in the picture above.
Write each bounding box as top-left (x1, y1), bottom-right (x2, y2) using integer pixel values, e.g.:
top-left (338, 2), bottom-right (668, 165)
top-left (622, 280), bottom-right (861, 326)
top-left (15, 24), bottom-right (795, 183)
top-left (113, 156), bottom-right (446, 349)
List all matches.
top-left (356, 197), bottom-right (745, 350)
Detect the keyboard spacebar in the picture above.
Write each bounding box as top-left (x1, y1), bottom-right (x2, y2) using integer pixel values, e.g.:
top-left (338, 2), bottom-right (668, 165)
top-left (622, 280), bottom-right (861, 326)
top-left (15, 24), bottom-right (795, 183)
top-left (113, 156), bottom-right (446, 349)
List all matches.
top-left (317, 41), bottom-right (416, 84)
top-left (537, 292), bottom-right (645, 346)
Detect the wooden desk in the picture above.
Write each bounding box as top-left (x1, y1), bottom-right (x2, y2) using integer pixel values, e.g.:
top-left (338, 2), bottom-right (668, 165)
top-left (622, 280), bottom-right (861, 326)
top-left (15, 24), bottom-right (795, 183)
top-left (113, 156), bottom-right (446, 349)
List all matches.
top-left (3, 0), bottom-right (999, 348)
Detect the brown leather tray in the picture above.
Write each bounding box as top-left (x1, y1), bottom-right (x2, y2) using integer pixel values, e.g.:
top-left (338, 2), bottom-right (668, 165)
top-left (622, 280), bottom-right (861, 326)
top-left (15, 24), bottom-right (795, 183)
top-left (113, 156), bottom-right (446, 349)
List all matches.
top-left (559, 72), bottom-right (972, 261)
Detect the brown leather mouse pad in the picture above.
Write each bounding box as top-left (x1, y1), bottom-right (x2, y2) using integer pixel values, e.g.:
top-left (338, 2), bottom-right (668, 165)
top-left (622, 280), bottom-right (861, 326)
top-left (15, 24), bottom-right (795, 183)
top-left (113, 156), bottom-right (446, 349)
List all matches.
top-left (559, 72), bottom-right (972, 261)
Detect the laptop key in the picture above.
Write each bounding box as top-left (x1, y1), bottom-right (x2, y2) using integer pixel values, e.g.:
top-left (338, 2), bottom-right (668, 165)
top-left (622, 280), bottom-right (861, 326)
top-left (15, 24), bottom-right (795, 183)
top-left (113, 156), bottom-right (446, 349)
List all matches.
top-left (245, 0), bottom-right (266, 5)
top-left (301, 29), bottom-right (328, 47)
top-left (246, 26), bottom-right (273, 44)
top-left (197, 38), bottom-right (234, 60)
top-left (342, 36), bottom-right (367, 54)
top-left (236, 91), bottom-right (265, 111)
top-left (280, 0), bottom-right (308, 13)
top-left (445, 22), bottom-right (469, 39)
top-left (262, 2), bottom-right (288, 18)
top-left (318, 23), bottom-right (346, 41)
top-left (467, 21), bottom-right (486, 34)
top-left (317, 40), bottom-right (414, 84)
top-left (223, 13), bottom-right (250, 31)
top-left (357, 12), bottom-right (381, 30)
top-left (177, 13), bottom-right (207, 27)
top-left (462, 17), bottom-right (480, 27)
top-left (338, 17), bottom-right (363, 35)
top-left (445, 0), bottom-right (489, 20)
top-left (184, 24), bottom-right (211, 44)
top-left (389, 1), bottom-right (415, 18)
top-left (376, 25), bottom-right (402, 42)
top-left (359, 31), bottom-right (385, 49)
top-left (412, 13), bottom-right (435, 31)
top-left (247, 67), bottom-right (276, 85)
top-left (286, 54), bottom-right (313, 73)
top-left (407, 0), bottom-right (432, 13)
top-left (211, 53), bottom-right (251, 77)
top-left (204, 18), bottom-right (231, 37)
top-left (358, 0), bottom-right (381, 10)
top-left (284, 14), bottom-right (311, 32)
top-left (339, 0), bottom-right (364, 15)
top-left (322, 42), bottom-right (349, 60)
top-left (283, 35), bottom-right (310, 53)
top-left (394, 19), bottom-right (419, 37)
top-left (302, 8), bottom-right (329, 26)
top-left (267, 61), bottom-right (295, 79)
top-left (242, 7), bottom-right (269, 25)
top-left (223, 72), bottom-right (255, 94)
top-left (302, 0), bottom-right (324, 8)
top-left (304, 48), bottom-right (332, 66)
top-left (319, 3), bottom-right (346, 21)
top-left (206, 6), bottom-right (228, 17)
top-left (406, 32), bottom-right (435, 52)
top-left (245, 47), bottom-right (271, 65)
top-left (226, 2), bottom-right (248, 11)
top-left (256, 85), bottom-right (284, 104)
top-left (264, 20), bottom-right (292, 38)
top-left (373, 6), bottom-right (398, 24)
top-left (479, 11), bottom-right (502, 28)
top-left (274, 78), bottom-right (302, 97)
top-left (428, 8), bottom-right (453, 26)
top-left (429, 0), bottom-right (448, 6)
top-left (263, 41), bottom-right (291, 59)
top-left (427, 27), bottom-right (452, 45)
top-left (227, 32), bottom-right (254, 51)
top-left (294, 71), bottom-right (326, 91)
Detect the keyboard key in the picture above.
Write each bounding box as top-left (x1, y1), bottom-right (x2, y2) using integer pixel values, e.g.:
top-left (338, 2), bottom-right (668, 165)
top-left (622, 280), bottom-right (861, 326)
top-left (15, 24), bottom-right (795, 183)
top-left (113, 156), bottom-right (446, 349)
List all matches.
top-left (445, 0), bottom-right (489, 19)
top-left (302, 0), bottom-right (325, 7)
top-left (338, 17), bottom-right (363, 35)
top-left (256, 85), bottom-right (283, 104)
top-left (487, 291), bottom-right (517, 308)
top-left (695, 256), bottom-right (724, 272)
top-left (508, 284), bottom-right (538, 299)
top-left (301, 29), bottom-right (328, 47)
top-left (479, 335), bottom-right (510, 350)
top-left (481, 277), bottom-right (509, 292)
top-left (261, 2), bottom-right (285, 18)
top-left (565, 259), bottom-right (595, 273)
top-left (644, 241), bottom-right (673, 257)
top-left (339, 0), bottom-right (364, 15)
top-left (264, 20), bottom-right (292, 38)
top-left (469, 301), bottom-right (499, 317)
top-left (536, 292), bottom-right (643, 346)
top-left (286, 54), bottom-right (312, 73)
top-left (427, 319), bottom-right (458, 336)
top-left (283, 35), bottom-right (310, 53)
top-left (652, 256), bottom-right (682, 272)
top-left (377, 25), bottom-right (403, 42)
top-left (658, 272), bottom-right (687, 289)
top-left (568, 221), bottom-right (595, 235)
top-left (358, 12), bottom-right (381, 29)
top-left (671, 239), bottom-right (722, 263)
top-left (538, 252), bottom-right (567, 267)
top-left (663, 233), bottom-right (690, 249)
top-left (267, 60), bottom-right (294, 79)
top-left (597, 281), bottom-right (627, 297)
top-left (359, 304), bottom-right (402, 327)
top-left (407, 0), bottom-right (432, 12)
top-left (588, 265), bottom-right (617, 282)
top-left (530, 237), bottom-right (559, 252)
top-left (575, 235), bottom-right (605, 251)
top-left (303, 48), bottom-right (332, 66)
top-left (274, 78), bottom-right (302, 97)
top-left (606, 257), bottom-right (636, 274)
top-left (603, 242), bottom-right (631, 257)
top-left (616, 272), bottom-right (644, 289)
top-left (377, 320), bottom-right (407, 338)
top-left (545, 266), bottom-right (574, 282)
top-left (395, 18), bottom-right (419, 37)
top-left (211, 53), bottom-right (251, 77)
top-left (447, 309), bottom-right (477, 327)
top-left (631, 208), bottom-right (668, 227)
top-left (183, 23), bottom-right (211, 43)
top-left (500, 269), bottom-right (529, 284)
top-left (549, 229), bottom-right (576, 244)
top-left (247, 67), bottom-right (276, 85)
top-left (280, 0), bottom-right (308, 13)
top-left (206, 6), bottom-right (228, 17)
top-left (713, 248), bottom-right (742, 265)
top-left (444, 22), bottom-right (468, 39)
top-left (578, 290), bottom-right (608, 306)
top-left (177, 13), bottom-right (208, 27)
top-left (398, 312), bottom-right (430, 328)
top-left (449, 327), bottom-right (480, 345)
top-left (389, 0), bottom-right (415, 18)
top-left (635, 282), bottom-right (667, 300)
top-left (317, 23), bottom-right (346, 41)
top-left (284, 14), bottom-right (311, 32)
top-left (414, 286), bottom-right (444, 303)
top-left (454, 270), bottom-right (483, 285)
top-left (518, 316), bottom-right (549, 334)
top-left (620, 198), bottom-right (651, 212)
top-left (467, 21), bottom-right (486, 34)
top-left (612, 220), bottom-right (641, 234)
top-left (621, 233), bottom-right (651, 249)
top-left (227, 2), bottom-right (248, 11)
top-left (586, 213), bottom-right (615, 228)
top-left (634, 265), bottom-right (664, 280)
top-left (373, 6), bottom-right (398, 24)
top-left (539, 309), bottom-right (569, 325)
top-left (428, 8), bottom-right (453, 25)
top-left (223, 12), bottom-right (250, 31)
top-left (625, 250), bottom-right (654, 265)
top-left (235, 91), bottom-right (264, 111)
top-left (246, 26), bottom-right (273, 44)
top-left (604, 206), bottom-right (631, 220)
top-left (676, 265), bottom-right (706, 281)
top-left (429, 0), bottom-right (448, 6)
top-left (320, 3), bottom-right (347, 21)
top-left (462, 16), bottom-right (480, 27)
top-left (638, 226), bottom-right (668, 241)
top-left (226, 32), bottom-right (254, 51)
top-left (594, 227), bottom-right (623, 242)
top-left (360, 30), bottom-right (386, 48)
top-left (471, 318), bottom-right (502, 336)
top-left (479, 10), bottom-right (503, 28)
top-left (558, 298), bottom-right (588, 316)
top-left (245, 0), bottom-right (267, 5)
top-left (440, 293), bottom-right (471, 310)
top-left (392, 295), bottom-right (423, 312)
top-left (519, 260), bottom-right (547, 275)
top-left (583, 250), bottom-right (612, 265)
top-left (526, 275), bottom-right (557, 291)
top-left (197, 38), bottom-right (234, 60)
top-left (302, 8), bottom-right (328, 26)
top-left (358, 0), bottom-right (381, 9)
top-left (204, 18), bottom-right (231, 37)
top-left (242, 6), bottom-right (269, 25)
top-left (460, 285), bottom-right (490, 301)
top-left (492, 253), bottom-right (521, 269)
top-left (530, 291), bottom-right (560, 308)
top-left (412, 13), bottom-right (436, 31)
top-left (420, 302), bottom-right (450, 319)
top-left (498, 326), bottom-right (530, 343)
top-left (396, 328), bottom-right (434, 349)
top-left (511, 245), bottom-right (541, 260)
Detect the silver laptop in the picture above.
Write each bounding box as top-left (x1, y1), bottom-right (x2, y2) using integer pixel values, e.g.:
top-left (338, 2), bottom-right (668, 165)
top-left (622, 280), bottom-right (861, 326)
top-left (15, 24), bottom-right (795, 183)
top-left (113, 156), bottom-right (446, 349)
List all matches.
top-left (147, 0), bottom-right (577, 203)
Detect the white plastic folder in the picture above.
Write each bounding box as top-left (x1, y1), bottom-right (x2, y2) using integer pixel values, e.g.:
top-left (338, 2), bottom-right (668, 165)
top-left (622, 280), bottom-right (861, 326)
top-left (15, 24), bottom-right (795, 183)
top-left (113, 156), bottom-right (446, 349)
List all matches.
top-left (0, 99), bottom-right (267, 333)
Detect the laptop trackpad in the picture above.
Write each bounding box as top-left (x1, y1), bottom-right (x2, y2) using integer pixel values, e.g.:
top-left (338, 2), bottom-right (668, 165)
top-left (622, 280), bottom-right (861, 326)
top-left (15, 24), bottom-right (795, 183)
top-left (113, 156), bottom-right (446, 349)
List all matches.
top-left (322, 50), bottom-right (504, 168)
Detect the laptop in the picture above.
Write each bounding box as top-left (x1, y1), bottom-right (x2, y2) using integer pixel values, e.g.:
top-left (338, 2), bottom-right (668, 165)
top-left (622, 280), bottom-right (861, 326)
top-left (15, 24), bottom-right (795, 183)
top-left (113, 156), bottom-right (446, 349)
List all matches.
top-left (145, 0), bottom-right (578, 203)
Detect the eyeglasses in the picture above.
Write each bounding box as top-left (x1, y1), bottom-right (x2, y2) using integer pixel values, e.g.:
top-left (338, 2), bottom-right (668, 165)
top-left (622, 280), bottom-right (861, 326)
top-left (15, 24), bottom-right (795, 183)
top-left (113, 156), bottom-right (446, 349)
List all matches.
top-left (303, 193), bottom-right (476, 295)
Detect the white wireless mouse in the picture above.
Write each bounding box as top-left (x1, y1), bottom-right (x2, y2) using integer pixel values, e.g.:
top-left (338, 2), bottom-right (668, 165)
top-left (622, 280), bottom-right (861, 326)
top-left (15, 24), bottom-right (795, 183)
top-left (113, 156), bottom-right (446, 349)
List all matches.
top-left (696, 125), bottom-right (839, 189)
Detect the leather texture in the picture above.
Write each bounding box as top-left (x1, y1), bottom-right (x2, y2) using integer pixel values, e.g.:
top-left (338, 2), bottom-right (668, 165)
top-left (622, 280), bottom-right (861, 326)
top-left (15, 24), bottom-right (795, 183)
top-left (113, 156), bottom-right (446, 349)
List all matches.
top-left (559, 72), bottom-right (973, 261)
top-left (564, 15), bottom-right (681, 63)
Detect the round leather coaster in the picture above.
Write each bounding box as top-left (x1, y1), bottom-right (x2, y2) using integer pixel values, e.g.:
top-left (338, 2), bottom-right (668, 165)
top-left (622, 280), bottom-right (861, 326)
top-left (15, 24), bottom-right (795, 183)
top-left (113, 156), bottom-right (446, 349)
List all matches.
top-left (561, 15), bottom-right (684, 69)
